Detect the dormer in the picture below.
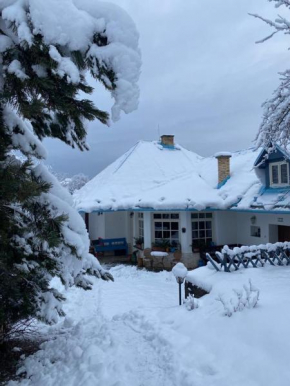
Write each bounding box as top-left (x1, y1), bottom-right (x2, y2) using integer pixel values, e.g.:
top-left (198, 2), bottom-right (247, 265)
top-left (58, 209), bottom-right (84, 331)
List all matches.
top-left (254, 145), bottom-right (290, 188)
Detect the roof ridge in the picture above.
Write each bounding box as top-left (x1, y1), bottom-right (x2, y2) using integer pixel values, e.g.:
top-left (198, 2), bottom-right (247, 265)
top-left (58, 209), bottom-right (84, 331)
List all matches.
top-left (112, 141), bottom-right (142, 174)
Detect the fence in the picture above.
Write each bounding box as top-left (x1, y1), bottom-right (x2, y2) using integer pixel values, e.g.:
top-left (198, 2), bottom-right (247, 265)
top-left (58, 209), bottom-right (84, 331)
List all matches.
top-left (206, 242), bottom-right (290, 272)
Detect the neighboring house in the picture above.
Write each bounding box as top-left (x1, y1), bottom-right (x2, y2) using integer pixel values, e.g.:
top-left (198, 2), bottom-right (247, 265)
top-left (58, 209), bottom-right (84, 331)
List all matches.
top-left (74, 135), bottom-right (290, 266)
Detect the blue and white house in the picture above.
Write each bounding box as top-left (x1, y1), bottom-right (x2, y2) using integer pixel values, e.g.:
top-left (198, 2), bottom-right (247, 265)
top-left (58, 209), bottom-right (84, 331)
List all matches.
top-left (74, 135), bottom-right (290, 267)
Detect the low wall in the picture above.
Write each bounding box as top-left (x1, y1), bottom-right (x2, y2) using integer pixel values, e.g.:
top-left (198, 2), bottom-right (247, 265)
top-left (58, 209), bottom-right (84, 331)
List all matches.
top-left (139, 251), bottom-right (200, 271)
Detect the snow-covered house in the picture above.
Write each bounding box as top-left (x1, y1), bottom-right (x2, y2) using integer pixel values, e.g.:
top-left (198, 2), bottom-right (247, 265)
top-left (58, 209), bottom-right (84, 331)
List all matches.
top-left (74, 135), bottom-right (290, 266)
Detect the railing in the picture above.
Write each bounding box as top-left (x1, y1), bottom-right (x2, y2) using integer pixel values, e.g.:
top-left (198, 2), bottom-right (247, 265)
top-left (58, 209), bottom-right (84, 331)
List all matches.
top-left (206, 242), bottom-right (290, 272)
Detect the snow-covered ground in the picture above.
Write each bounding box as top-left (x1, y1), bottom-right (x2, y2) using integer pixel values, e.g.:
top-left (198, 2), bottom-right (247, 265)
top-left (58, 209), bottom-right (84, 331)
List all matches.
top-left (10, 264), bottom-right (290, 386)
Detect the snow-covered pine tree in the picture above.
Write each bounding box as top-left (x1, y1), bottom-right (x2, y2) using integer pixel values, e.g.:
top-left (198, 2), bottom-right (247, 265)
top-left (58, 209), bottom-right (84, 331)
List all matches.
top-left (0, 0), bottom-right (141, 341)
top-left (250, 1), bottom-right (290, 150)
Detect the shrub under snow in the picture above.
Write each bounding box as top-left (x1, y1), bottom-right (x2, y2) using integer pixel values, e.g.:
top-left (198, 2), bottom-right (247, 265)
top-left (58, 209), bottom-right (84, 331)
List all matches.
top-left (216, 280), bottom-right (260, 317)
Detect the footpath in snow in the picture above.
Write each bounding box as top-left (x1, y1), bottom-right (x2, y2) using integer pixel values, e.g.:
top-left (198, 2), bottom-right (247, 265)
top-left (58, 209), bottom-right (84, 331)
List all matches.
top-left (9, 264), bottom-right (290, 386)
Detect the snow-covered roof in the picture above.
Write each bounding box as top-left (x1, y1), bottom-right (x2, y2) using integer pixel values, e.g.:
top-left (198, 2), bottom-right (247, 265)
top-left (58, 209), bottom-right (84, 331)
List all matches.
top-left (75, 140), bottom-right (286, 212)
top-left (214, 151), bottom-right (232, 158)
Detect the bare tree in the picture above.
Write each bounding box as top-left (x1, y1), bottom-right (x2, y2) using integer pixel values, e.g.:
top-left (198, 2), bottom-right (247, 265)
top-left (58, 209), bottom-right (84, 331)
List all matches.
top-left (250, 1), bottom-right (290, 150)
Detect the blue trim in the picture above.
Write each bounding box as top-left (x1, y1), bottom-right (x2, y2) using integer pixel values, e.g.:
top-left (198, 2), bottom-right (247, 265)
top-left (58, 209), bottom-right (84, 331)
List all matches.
top-left (217, 175), bottom-right (230, 189)
top-left (254, 144), bottom-right (290, 168)
top-left (230, 208), bottom-right (290, 214)
top-left (79, 207), bottom-right (290, 215)
top-left (231, 196), bottom-right (243, 207)
top-left (258, 185), bottom-right (266, 195)
top-left (254, 147), bottom-right (267, 167)
top-left (275, 143), bottom-right (290, 159)
top-left (160, 144), bottom-right (176, 150)
top-left (262, 186), bottom-right (290, 194)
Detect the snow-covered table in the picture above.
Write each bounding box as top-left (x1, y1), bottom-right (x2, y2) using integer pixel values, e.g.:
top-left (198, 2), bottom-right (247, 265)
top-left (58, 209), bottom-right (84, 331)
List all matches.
top-left (150, 251), bottom-right (168, 257)
top-left (150, 251), bottom-right (169, 271)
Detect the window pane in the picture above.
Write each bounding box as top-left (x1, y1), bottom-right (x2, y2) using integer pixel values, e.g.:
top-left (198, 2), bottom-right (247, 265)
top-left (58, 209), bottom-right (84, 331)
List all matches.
top-left (155, 222), bottom-right (162, 230)
top-left (192, 222), bottom-right (198, 230)
top-left (191, 213), bottom-right (198, 219)
top-left (171, 222), bottom-right (179, 230)
top-left (155, 231), bottom-right (162, 239)
top-left (251, 226), bottom-right (261, 238)
top-left (281, 163), bottom-right (288, 184)
top-left (199, 221), bottom-right (205, 230)
top-left (192, 231), bottom-right (198, 239)
top-left (206, 221), bottom-right (212, 230)
top-left (206, 230), bottom-right (212, 237)
top-left (272, 165), bottom-right (279, 184)
top-left (162, 214), bottom-right (169, 219)
top-left (171, 231), bottom-right (179, 239)
top-left (154, 214), bottom-right (161, 219)
top-left (206, 213), bottom-right (212, 218)
top-left (163, 222), bottom-right (170, 230)
top-left (163, 231), bottom-right (170, 239)
top-left (199, 213), bottom-right (205, 218)
top-left (199, 230), bottom-right (205, 238)
top-left (171, 213), bottom-right (179, 219)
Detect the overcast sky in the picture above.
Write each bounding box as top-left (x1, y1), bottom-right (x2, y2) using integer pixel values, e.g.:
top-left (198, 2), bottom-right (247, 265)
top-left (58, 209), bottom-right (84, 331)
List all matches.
top-left (44, 0), bottom-right (290, 178)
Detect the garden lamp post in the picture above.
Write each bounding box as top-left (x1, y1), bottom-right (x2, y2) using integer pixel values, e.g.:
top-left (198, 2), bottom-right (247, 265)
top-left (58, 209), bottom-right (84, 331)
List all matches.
top-left (172, 263), bottom-right (188, 306)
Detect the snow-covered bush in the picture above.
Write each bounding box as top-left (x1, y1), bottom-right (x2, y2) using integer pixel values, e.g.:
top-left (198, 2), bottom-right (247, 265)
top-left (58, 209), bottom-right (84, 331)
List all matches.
top-left (216, 280), bottom-right (260, 317)
top-left (0, 0), bottom-right (141, 341)
top-left (184, 294), bottom-right (199, 311)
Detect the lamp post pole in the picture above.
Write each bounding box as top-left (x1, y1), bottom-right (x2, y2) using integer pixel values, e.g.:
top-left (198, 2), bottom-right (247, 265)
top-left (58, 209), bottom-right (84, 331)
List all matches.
top-left (172, 262), bottom-right (188, 306)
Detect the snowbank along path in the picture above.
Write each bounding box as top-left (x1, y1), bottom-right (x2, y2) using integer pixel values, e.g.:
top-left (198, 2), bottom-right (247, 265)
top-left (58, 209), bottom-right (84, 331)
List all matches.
top-left (9, 264), bottom-right (290, 386)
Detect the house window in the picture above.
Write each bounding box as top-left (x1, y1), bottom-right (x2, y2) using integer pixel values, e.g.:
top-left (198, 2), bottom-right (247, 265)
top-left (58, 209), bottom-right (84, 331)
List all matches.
top-left (138, 213), bottom-right (144, 238)
top-left (251, 226), bottom-right (261, 238)
top-left (270, 161), bottom-right (289, 186)
top-left (191, 212), bottom-right (213, 248)
top-left (153, 213), bottom-right (179, 243)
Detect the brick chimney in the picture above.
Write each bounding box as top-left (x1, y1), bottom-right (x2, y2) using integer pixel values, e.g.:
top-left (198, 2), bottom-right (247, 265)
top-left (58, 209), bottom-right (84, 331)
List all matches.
top-left (161, 135), bottom-right (174, 147)
top-left (215, 152), bottom-right (232, 185)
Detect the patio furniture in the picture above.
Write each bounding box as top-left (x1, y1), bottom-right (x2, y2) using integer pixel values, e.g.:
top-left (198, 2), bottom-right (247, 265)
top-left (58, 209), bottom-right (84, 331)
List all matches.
top-left (151, 251), bottom-right (168, 271)
top-left (92, 238), bottom-right (128, 256)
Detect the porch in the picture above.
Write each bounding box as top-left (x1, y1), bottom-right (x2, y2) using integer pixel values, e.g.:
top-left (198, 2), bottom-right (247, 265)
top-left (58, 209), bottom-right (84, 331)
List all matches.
top-left (82, 209), bottom-right (290, 269)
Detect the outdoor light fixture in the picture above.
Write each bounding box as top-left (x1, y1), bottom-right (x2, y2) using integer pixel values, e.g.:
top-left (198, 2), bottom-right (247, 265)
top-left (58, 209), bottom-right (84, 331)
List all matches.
top-left (172, 263), bottom-right (188, 306)
top-left (250, 216), bottom-right (256, 225)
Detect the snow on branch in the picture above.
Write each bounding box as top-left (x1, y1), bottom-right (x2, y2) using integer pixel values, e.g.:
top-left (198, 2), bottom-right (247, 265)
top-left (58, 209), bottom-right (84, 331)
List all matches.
top-left (0, 0), bottom-right (141, 123)
top-left (0, 0), bottom-right (135, 329)
top-left (251, 1), bottom-right (290, 150)
top-left (3, 106), bottom-right (47, 159)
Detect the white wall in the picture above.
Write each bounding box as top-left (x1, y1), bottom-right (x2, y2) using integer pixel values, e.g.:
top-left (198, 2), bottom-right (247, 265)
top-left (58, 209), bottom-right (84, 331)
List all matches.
top-left (214, 211), bottom-right (238, 246)
top-left (236, 212), bottom-right (290, 245)
top-left (208, 210), bottom-right (290, 246)
top-left (269, 224), bottom-right (278, 243)
top-left (179, 212), bottom-right (192, 253)
top-left (105, 211), bottom-right (129, 239)
top-left (88, 212), bottom-right (105, 240)
top-left (87, 210), bottom-right (290, 248)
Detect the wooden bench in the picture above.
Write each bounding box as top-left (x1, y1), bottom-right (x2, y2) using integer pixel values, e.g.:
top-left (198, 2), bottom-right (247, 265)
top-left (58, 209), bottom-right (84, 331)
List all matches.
top-left (92, 238), bottom-right (128, 256)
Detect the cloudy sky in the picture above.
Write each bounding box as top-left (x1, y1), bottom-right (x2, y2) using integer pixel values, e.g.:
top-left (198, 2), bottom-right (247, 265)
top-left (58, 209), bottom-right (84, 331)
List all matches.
top-left (45, 0), bottom-right (289, 178)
